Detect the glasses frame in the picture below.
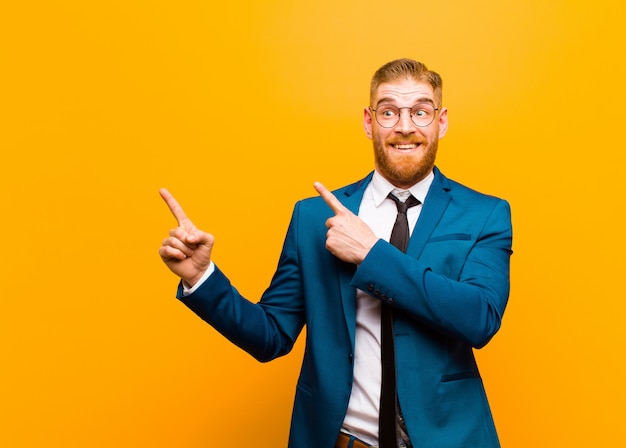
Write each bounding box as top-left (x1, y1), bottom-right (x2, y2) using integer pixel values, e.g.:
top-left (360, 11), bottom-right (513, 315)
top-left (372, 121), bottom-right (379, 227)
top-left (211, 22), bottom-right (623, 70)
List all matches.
top-left (369, 103), bottom-right (440, 128)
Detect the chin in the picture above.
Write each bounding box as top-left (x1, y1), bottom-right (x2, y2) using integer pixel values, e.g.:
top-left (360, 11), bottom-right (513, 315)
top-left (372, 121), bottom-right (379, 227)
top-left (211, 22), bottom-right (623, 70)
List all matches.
top-left (373, 137), bottom-right (438, 187)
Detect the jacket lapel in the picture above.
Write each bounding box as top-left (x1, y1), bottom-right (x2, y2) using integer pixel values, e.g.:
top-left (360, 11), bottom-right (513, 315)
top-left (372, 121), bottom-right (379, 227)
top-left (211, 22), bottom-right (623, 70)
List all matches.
top-left (341, 173), bottom-right (373, 214)
top-left (329, 169), bottom-right (451, 346)
top-left (406, 167), bottom-right (452, 258)
top-left (335, 173), bottom-right (373, 347)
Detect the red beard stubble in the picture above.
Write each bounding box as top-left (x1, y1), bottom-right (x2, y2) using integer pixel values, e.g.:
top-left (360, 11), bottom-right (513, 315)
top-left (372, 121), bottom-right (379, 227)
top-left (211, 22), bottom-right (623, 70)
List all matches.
top-left (372, 133), bottom-right (439, 188)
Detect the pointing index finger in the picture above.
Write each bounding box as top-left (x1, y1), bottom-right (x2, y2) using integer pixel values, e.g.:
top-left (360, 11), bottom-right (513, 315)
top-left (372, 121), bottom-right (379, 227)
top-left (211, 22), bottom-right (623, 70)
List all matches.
top-left (314, 182), bottom-right (347, 214)
top-left (159, 188), bottom-right (190, 225)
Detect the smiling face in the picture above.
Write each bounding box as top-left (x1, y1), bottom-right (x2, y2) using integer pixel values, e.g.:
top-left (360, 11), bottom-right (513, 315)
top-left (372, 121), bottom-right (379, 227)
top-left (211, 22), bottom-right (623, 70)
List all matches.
top-left (364, 77), bottom-right (448, 189)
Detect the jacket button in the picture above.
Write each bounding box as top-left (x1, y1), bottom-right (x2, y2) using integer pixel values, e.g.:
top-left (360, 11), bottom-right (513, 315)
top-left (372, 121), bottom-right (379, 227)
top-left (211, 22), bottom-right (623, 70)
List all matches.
top-left (348, 353), bottom-right (353, 363)
top-left (367, 284), bottom-right (375, 292)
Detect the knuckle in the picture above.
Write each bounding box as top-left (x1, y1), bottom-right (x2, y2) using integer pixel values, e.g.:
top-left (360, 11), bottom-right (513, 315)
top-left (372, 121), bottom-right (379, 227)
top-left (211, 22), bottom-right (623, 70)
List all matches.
top-left (170, 226), bottom-right (185, 237)
top-left (163, 236), bottom-right (177, 247)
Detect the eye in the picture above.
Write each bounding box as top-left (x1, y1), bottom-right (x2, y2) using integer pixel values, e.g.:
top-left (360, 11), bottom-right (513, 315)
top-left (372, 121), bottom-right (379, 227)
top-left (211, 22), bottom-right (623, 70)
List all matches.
top-left (377, 106), bottom-right (398, 118)
top-left (411, 103), bottom-right (435, 121)
top-left (412, 104), bottom-right (434, 118)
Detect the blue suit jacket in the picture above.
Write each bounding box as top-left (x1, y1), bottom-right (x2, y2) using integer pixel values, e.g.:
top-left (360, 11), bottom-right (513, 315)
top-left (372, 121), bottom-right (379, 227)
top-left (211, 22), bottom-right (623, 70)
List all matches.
top-left (178, 167), bottom-right (512, 447)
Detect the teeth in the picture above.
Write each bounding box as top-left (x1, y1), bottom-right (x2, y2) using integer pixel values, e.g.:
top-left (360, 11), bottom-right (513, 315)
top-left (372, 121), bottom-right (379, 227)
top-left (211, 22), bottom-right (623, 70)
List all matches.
top-left (394, 144), bottom-right (416, 149)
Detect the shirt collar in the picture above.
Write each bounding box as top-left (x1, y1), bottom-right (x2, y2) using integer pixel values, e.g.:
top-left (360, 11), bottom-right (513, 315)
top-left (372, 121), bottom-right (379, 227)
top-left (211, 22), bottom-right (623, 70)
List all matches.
top-left (370, 169), bottom-right (435, 206)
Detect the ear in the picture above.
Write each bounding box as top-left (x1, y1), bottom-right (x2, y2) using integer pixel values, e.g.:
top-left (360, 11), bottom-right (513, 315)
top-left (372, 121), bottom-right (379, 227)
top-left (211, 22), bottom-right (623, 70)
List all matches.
top-left (437, 107), bottom-right (449, 139)
top-left (363, 107), bottom-right (373, 139)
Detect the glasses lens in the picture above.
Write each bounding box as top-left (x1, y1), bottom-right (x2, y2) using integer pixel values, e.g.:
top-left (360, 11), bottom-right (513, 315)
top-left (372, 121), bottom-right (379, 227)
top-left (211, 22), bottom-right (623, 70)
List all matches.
top-left (411, 103), bottom-right (436, 127)
top-left (374, 105), bottom-right (399, 128)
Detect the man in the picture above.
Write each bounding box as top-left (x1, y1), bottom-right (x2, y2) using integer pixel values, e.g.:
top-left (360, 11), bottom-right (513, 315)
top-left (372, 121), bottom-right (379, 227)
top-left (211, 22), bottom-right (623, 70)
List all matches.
top-left (159, 58), bottom-right (512, 448)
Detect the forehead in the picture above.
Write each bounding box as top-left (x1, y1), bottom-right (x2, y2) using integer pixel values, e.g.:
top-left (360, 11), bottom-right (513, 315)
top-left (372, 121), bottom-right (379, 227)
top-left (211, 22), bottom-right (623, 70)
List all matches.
top-left (372, 78), bottom-right (436, 106)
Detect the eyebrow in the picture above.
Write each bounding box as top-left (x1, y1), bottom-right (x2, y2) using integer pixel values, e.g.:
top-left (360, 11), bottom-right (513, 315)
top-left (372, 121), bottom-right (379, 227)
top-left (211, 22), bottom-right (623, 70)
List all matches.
top-left (375, 97), bottom-right (436, 107)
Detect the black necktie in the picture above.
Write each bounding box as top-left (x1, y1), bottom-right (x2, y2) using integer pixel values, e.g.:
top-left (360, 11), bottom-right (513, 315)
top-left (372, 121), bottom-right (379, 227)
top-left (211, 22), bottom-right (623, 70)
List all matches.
top-left (380, 192), bottom-right (420, 448)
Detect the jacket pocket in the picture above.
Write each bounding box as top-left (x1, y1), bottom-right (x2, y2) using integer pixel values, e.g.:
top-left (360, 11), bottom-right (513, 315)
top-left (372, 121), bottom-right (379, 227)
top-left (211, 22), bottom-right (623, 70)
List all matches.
top-left (296, 381), bottom-right (313, 397)
top-left (441, 371), bottom-right (481, 382)
top-left (428, 233), bottom-right (472, 243)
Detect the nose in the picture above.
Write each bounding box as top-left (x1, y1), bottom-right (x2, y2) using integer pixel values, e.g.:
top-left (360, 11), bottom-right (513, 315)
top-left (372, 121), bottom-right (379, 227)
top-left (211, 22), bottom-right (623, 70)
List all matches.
top-left (395, 108), bottom-right (415, 133)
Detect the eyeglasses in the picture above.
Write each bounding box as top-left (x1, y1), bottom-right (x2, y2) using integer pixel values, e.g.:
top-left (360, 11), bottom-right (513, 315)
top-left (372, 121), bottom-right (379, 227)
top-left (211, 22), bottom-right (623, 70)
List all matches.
top-left (370, 103), bottom-right (440, 128)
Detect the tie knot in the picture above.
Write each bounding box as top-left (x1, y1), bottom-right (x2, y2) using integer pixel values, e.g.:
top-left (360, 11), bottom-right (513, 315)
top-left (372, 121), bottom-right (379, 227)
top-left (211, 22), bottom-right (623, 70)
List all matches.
top-left (387, 192), bottom-right (420, 213)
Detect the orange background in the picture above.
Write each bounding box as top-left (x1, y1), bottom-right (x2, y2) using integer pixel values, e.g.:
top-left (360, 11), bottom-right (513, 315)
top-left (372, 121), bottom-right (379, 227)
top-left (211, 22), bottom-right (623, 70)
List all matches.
top-left (2, 0), bottom-right (625, 446)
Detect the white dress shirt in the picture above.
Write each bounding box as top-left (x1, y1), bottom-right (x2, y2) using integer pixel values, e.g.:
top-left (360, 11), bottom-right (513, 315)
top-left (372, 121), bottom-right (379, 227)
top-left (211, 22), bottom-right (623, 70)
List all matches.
top-left (182, 170), bottom-right (435, 444)
top-left (341, 170), bottom-right (433, 445)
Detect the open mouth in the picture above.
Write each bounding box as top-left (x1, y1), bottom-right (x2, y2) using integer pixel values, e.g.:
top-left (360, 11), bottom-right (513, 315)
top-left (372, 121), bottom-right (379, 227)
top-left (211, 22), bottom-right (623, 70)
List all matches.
top-left (392, 143), bottom-right (420, 150)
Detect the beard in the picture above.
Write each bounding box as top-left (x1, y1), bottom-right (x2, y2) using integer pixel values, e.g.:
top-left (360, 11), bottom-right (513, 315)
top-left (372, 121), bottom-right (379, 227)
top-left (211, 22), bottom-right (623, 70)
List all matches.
top-left (373, 133), bottom-right (438, 188)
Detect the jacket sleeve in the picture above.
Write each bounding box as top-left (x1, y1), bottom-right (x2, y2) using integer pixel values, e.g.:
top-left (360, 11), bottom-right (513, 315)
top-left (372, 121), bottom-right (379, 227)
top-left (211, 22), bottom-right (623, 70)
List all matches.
top-left (350, 198), bottom-right (512, 348)
top-left (176, 202), bottom-right (306, 362)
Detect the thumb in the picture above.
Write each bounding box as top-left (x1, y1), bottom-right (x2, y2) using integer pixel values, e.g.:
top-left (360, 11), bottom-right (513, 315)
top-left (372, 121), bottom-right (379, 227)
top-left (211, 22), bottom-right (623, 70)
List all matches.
top-left (186, 229), bottom-right (213, 246)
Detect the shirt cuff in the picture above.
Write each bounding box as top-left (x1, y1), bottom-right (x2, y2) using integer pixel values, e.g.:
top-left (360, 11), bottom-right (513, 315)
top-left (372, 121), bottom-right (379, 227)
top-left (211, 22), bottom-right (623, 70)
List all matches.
top-left (181, 262), bottom-right (215, 296)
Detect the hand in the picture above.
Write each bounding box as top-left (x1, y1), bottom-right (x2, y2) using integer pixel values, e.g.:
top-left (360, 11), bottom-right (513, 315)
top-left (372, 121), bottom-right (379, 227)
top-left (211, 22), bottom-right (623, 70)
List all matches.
top-left (158, 188), bottom-right (214, 287)
top-left (314, 182), bottom-right (378, 264)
